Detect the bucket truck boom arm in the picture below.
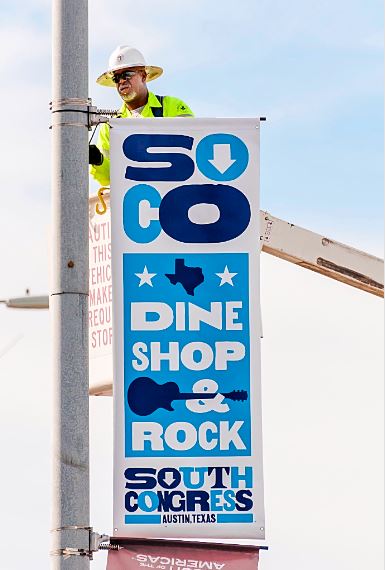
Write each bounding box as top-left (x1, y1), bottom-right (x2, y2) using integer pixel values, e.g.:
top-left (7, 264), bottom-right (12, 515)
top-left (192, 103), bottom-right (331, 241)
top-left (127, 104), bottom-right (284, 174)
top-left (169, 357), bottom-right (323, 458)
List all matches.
top-left (260, 211), bottom-right (383, 298)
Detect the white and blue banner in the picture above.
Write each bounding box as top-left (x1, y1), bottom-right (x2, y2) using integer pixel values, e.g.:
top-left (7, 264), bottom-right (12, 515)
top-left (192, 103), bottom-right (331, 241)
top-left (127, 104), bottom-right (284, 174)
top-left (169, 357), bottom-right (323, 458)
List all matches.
top-left (110, 118), bottom-right (264, 539)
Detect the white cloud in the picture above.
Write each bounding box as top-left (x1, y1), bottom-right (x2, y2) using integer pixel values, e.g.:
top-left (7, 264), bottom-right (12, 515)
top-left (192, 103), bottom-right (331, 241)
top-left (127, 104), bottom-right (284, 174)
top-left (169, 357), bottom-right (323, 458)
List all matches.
top-left (362, 32), bottom-right (384, 50)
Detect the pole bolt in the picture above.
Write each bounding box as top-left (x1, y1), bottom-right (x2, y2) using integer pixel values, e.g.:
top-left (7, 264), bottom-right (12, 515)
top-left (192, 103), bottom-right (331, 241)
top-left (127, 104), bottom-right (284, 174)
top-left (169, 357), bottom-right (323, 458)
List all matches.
top-left (67, 260), bottom-right (75, 268)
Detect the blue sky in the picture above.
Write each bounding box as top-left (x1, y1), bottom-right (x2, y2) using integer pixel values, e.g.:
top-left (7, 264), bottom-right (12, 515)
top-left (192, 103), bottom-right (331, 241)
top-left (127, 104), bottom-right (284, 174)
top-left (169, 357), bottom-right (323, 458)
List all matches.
top-left (87, 0), bottom-right (383, 244)
top-left (0, 1), bottom-right (383, 569)
top-left (1, 0), bottom-right (382, 245)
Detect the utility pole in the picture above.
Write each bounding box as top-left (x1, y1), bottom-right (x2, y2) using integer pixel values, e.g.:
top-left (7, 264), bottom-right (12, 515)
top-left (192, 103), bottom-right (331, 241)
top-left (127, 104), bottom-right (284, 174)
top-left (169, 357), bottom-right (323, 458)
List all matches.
top-left (51, 1), bottom-right (90, 568)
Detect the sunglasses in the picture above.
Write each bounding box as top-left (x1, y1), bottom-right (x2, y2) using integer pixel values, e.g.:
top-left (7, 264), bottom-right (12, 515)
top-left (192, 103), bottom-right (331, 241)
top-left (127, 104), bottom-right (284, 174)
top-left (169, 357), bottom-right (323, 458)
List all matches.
top-left (112, 70), bottom-right (138, 83)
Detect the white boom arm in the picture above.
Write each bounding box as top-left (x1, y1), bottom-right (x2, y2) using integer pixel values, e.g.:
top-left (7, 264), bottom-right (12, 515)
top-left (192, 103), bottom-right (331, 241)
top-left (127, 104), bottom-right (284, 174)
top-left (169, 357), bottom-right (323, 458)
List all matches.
top-left (260, 212), bottom-right (383, 298)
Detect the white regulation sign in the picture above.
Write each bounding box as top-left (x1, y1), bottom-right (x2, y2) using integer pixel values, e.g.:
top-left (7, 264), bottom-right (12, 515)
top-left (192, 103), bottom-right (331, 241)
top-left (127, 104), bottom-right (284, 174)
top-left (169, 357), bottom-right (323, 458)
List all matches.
top-left (89, 199), bottom-right (113, 391)
top-left (111, 118), bottom-right (265, 540)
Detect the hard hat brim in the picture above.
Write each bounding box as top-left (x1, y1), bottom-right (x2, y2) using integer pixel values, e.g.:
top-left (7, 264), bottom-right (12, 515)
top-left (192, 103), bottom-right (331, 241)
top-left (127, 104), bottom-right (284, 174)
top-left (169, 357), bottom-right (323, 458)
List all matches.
top-left (96, 65), bottom-right (163, 87)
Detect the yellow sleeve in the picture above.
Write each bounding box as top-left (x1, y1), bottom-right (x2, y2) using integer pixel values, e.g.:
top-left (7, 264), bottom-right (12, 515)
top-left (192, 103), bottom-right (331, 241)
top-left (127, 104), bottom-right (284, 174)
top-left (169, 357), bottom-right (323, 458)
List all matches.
top-left (89, 123), bottom-right (111, 186)
top-left (163, 96), bottom-right (194, 117)
top-left (175, 99), bottom-right (194, 116)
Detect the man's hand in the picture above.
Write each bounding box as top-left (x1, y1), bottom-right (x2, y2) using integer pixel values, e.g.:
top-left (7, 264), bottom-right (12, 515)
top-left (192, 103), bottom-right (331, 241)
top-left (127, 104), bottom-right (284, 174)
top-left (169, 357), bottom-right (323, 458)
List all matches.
top-left (89, 144), bottom-right (104, 166)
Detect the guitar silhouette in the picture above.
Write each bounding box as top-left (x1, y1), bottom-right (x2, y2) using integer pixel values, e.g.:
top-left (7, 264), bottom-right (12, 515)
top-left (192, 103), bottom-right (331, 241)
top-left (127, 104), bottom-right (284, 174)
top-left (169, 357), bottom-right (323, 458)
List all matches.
top-left (127, 376), bottom-right (248, 416)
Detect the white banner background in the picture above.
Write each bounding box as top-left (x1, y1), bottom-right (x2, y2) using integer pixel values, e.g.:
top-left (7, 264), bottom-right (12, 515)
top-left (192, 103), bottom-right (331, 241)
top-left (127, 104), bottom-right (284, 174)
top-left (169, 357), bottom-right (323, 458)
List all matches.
top-left (111, 118), bottom-right (264, 539)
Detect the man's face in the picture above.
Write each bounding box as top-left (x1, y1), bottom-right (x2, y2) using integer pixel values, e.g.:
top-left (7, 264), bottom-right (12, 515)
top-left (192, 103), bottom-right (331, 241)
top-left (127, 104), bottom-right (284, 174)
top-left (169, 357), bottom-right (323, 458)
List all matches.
top-left (112, 67), bottom-right (147, 102)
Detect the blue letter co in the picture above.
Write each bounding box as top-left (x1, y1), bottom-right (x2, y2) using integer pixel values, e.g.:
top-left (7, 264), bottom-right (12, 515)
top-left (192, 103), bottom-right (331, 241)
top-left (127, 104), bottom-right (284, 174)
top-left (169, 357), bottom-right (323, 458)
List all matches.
top-left (122, 133), bottom-right (250, 244)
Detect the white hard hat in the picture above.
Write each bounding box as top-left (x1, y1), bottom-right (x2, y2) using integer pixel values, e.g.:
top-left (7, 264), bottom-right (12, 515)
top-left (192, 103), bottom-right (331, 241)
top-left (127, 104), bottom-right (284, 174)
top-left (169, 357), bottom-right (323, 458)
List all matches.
top-left (96, 45), bottom-right (163, 87)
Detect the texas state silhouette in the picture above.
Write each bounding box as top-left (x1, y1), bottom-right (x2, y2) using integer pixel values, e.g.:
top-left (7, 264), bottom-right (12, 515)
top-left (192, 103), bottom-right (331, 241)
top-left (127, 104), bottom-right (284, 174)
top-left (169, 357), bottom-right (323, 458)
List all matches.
top-left (165, 258), bottom-right (204, 296)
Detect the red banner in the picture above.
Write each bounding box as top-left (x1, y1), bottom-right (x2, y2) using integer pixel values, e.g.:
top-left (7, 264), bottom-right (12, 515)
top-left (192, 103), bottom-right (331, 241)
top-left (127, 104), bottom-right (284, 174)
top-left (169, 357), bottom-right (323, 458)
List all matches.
top-left (106, 539), bottom-right (261, 570)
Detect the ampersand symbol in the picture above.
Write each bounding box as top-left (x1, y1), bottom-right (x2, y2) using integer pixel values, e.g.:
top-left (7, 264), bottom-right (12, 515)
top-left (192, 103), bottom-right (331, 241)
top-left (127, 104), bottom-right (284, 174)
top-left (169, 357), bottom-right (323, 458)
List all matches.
top-left (186, 379), bottom-right (229, 414)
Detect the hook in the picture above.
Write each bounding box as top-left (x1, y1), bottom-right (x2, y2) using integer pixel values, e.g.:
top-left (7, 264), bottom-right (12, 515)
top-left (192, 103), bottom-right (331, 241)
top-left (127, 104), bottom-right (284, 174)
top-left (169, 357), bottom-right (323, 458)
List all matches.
top-left (96, 188), bottom-right (108, 215)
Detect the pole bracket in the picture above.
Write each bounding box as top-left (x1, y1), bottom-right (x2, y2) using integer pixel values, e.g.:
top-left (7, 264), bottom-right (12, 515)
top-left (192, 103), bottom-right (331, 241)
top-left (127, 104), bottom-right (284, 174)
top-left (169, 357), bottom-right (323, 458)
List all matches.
top-left (49, 97), bottom-right (119, 130)
top-left (50, 526), bottom-right (110, 560)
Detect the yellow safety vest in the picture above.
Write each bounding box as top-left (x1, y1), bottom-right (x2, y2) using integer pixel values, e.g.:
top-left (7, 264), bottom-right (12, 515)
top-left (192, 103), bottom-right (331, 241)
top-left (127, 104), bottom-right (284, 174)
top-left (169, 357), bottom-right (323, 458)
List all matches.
top-left (90, 91), bottom-right (194, 186)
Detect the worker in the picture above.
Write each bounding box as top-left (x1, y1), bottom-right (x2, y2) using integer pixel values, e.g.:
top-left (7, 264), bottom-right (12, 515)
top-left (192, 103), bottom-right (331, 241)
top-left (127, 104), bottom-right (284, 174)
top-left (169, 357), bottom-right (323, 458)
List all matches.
top-left (89, 45), bottom-right (194, 186)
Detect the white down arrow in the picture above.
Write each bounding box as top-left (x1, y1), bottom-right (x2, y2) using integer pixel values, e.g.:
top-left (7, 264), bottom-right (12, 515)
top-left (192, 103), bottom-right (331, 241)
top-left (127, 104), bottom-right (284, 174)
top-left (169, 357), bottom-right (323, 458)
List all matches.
top-left (208, 144), bottom-right (236, 174)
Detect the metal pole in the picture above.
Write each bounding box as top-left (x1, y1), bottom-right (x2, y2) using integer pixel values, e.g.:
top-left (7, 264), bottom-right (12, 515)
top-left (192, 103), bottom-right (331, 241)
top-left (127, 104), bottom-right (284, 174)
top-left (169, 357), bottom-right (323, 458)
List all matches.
top-left (51, 1), bottom-right (89, 568)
